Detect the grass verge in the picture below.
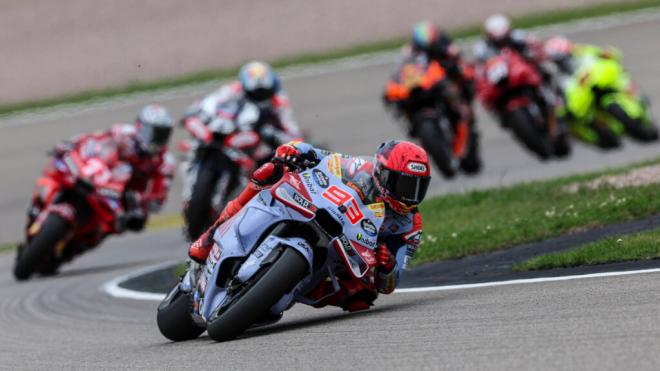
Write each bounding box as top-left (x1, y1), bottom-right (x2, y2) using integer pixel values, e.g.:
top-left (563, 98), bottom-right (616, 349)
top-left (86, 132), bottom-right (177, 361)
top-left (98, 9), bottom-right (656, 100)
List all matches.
top-left (0, 242), bottom-right (16, 253)
top-left (514, 228), bottom-right (660, 271)
top-left (2, 0), bottom-right (660, 116)
top-left (415, 158), bottom-right (660, 264)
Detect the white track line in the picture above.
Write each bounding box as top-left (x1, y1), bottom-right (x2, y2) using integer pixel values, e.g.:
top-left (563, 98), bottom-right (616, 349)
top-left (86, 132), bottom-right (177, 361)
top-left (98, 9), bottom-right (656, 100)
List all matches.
top-left (3, 8), bottom-right (660, 128)
top-left (100, 260), bottom-right (181, 301)
top-left (102, 264), bottom-right (660, 301)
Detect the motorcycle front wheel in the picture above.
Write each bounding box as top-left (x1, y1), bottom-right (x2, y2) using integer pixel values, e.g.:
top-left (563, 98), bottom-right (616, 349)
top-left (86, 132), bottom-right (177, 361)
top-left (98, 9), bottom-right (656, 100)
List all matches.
top-left (206, 247), bottom-right (308, 342)
top-left (184, 167), bottom-right (219, 241)
top-left (417, 117), bottom-right (457, 178)
top-left (156, 284), bottom-right (205, 342)
top-left (505, 107), bottom-right (552, 160)
top-left (13, 213), bottom-right (69, 281)
top-left (606, 103), bottom-right (659, 142)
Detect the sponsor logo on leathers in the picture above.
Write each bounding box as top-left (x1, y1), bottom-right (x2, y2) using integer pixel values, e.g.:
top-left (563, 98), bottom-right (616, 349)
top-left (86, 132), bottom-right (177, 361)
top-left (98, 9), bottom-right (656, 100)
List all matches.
top-left (312, 169), bottom-right (330, 188)
top-left (361, 219), bottom-right (377, 236)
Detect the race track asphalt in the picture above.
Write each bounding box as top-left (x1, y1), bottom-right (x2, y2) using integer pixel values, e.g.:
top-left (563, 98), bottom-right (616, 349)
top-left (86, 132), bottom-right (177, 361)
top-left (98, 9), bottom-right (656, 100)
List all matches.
top-left (1, 13), bottom-right (660, 370)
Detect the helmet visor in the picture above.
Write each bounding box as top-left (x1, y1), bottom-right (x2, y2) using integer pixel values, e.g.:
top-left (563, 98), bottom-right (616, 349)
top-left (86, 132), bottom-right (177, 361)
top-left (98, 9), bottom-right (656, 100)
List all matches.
top-left (247, 87), bottom-right (275, 102)
top-left (140, 124), bottom-right (172, 154)
top-left (379, 168), bottom-right (430, 205)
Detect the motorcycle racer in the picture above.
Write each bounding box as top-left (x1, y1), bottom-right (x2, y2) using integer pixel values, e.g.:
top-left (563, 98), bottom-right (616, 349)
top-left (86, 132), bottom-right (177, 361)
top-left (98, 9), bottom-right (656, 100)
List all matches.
top-left (544, 36), bottom-right (658, 146)
top-left (384, 21), bottom-right (480, 175)
top-left (473, 14), bottom-right (543, 64)
top-left (181, 61), bottom-right (302, 163)
top-left (27, 104), bottom-right (175, 251)
top-left (187, 140), bottom-right (430, 312)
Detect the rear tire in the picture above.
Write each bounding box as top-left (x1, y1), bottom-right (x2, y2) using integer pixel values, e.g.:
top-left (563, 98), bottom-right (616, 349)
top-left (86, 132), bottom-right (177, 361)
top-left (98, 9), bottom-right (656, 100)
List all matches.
top-left (13, 214), bottom-right (69, 281)
top-left (206, 248), bottom-right (308, 342)
top-left (505, 107), bottom-right (552, 160)
top-left (607, 103), bottom-right (659, 142)
top-left (156, 285), bottom-right (205, 342)
top-left (417, 118), bottom-right (458, 178)
top-left (184, 168), bottom-right (218, 241)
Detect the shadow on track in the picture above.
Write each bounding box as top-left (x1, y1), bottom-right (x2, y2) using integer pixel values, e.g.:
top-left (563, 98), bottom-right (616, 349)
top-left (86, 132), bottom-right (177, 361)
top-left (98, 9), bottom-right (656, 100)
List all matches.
top-left (151, 291), bottom-right (461, 347)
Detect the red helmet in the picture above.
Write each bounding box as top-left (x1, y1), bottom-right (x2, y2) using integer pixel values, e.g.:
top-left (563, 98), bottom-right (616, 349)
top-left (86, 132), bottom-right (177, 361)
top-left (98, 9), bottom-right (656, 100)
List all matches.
top-left (373, 140), bottom-right (431, 214)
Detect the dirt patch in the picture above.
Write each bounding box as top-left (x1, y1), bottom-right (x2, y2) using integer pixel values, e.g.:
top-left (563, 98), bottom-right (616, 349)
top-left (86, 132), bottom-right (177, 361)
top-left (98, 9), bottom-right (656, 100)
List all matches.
top-left (2, 0), bottom-right (625, 103)
top-left (564, 164), bottom-right (660, 192)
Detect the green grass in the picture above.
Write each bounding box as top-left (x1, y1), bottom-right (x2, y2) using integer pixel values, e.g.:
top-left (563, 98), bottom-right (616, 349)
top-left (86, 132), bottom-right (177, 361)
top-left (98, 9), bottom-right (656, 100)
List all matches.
top-left (2, 0), bottom-right (660, 116)
top-left (0, 242), bottom-right (16, 253)
top-left (514, 228), bottom-right (660, 271)
top-left (415, 158), bottom-right (660, 264)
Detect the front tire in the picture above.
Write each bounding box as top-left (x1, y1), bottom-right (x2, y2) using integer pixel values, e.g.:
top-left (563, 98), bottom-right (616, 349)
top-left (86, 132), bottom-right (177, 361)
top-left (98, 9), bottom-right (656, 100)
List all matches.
top-left (206, 248), bottom-right (308, 342)
top-left (184, 168), bottom-right (218, 241)
top-left (505, 107), bottom-right (552, 160)
top-left (156, 284), bottom-right (205, 342)
top-left (417, 118), bottom-right (458, 178)
top-left (14, 213), bottom-right (69, 281)
top-left (607, 103), bottom-right (659, 142)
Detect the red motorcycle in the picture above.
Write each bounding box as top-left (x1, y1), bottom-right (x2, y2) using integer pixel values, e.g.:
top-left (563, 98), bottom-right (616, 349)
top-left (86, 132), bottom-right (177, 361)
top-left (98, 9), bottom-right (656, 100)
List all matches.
top-left (14, 151), bottom-right (126, 280)
top-left (476, 48), bottom-right (571, 160)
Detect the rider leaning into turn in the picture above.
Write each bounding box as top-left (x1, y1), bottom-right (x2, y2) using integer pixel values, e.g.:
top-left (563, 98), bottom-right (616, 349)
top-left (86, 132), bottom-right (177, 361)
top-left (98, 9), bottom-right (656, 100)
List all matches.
top-left (542, 36), bottom-right (659, 146)
top-left (387, 21), bottom-right (476, 137)
top-left (28, 105), bottom-right (176, 251)
top-left (187, 140), bottom-right (430, 312)
top-left (180, 61), bottom-right (302, 159)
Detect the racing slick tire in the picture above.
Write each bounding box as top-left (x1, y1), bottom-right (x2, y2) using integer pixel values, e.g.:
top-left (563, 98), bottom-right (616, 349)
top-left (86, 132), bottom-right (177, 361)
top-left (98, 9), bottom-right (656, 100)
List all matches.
top-left (157, 284), bottom-right (205, 342)
top-left (593, 124), bottom-right (622, 149)
top-left (506, 107), bottom-right (552, 160)
top-left (13, 213), bottom-right (69, 281)
top-left (184, 167), bottom-right (218, 241)
top-left (417, 118), bottom-right (458, 178)
top-left (460, 131), bottom-right (483, 174)
top-left (206, 247), bottom-right (308, 342)
top-left (607, 103), bottom-right (659, 142)
top-left (553, 132), bottom-right (572, 158)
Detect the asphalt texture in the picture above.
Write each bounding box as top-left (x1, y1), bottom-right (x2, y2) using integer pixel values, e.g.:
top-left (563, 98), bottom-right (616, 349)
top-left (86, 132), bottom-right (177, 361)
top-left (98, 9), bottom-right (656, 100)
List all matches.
top-left (1, 14), bottom-right (660, 370)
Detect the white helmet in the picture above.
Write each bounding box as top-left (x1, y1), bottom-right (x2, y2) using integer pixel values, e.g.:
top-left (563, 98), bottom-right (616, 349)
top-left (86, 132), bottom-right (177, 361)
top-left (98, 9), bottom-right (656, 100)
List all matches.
top-left (135, 104), bottom-right (173, 155)
top-left (484, 14), bottom-right (511, 41)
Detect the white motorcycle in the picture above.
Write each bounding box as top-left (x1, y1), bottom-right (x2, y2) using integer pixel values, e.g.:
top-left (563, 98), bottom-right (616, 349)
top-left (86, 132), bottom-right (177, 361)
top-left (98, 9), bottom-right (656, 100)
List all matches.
top-left (158, 155), bottom-right (384, 342)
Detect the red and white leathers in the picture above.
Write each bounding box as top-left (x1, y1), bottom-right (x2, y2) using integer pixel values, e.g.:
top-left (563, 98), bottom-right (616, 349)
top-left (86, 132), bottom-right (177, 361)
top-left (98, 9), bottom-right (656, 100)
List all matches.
top-left (30, 124), bottom-right (175, 242)
top-left (181, 81), bottom-right (302, 148)
top-left (473, 29), bottom-right (545, 64)
top-left (188, 142), bottom-right (423, 310)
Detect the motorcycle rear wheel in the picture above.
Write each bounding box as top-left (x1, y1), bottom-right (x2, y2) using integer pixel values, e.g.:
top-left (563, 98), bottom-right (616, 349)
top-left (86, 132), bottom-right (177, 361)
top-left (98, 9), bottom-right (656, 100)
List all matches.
top-left (206, 247), bottom-right (308, 342)
top-left (417, 118), bottom-right (457, 178)
top-left (13, 213), bottom-right (69, 281)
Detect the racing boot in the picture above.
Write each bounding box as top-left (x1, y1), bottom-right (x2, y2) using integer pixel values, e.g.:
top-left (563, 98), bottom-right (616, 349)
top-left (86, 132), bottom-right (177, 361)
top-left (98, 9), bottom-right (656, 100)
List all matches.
top-left (187, 162), bottom-right (284, 263)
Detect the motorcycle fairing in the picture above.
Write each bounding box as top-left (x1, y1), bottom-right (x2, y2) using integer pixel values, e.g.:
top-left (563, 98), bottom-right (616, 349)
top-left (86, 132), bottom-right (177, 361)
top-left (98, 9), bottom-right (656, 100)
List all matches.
top-left (197, 156), bottom-right (383, 321)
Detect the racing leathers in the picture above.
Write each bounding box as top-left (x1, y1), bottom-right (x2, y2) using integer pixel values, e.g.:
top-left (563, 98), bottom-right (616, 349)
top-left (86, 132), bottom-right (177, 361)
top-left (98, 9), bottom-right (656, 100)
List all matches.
top-left (473, 29), bottom-right (544, 65)
top-left (181, 81), bottom-right (302, 164)
top-left (30, 124), bottom-right (175, 247)
top-left (387, 45), bottom-right (474, 128)
top-left (188, 142), bottom-right (423, 310)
